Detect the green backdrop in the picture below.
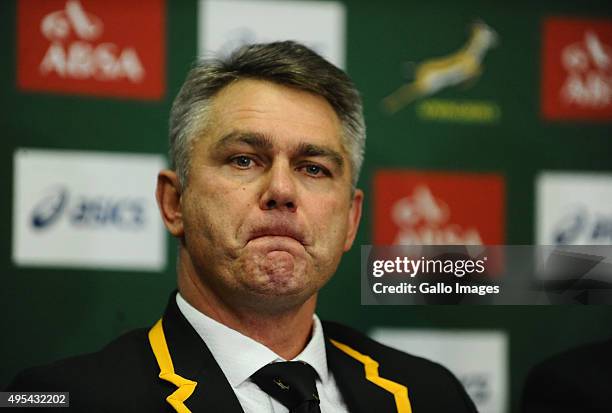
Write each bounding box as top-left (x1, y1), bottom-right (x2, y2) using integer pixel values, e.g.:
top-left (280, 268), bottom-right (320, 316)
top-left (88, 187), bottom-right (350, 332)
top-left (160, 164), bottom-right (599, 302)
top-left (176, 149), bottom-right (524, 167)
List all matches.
top-left (2, 1), bottom-right (611, 412)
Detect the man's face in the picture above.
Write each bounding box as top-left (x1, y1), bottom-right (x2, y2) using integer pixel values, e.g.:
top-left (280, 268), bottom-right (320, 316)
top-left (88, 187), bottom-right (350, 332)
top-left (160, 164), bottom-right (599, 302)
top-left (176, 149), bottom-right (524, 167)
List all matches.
top-left (174, 79), bottom-right (362, 311)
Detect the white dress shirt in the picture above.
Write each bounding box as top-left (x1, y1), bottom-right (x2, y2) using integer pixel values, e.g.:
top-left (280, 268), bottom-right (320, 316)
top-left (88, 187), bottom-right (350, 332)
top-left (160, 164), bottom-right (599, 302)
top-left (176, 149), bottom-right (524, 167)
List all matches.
top-left (176, 293), bottom-right (349, 413)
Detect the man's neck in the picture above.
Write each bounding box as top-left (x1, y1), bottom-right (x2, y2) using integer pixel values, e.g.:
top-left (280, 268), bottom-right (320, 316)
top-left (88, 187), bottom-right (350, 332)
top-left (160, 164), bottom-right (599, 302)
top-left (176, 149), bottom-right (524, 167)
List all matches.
top-left (178, 265), bottom-right (317, 360)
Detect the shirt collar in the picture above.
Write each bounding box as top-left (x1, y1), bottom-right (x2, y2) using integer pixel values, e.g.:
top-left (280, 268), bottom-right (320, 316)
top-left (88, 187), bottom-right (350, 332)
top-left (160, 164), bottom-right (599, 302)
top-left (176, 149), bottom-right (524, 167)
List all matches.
top-left (176, 292), bottom-right (329, 388)
top-left (294, 314), bottom-right (329, 383)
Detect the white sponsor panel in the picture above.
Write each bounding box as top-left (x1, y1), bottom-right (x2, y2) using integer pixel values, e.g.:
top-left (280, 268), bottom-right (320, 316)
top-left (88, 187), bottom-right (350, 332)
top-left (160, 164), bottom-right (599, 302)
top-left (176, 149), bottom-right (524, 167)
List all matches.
top-left (536, 172), bottom-right (612, 245)
top-left (13, 149), bottom-right (166, 271)
top-left (535, 172), bottom-right (612, 282)
top-left (199, 0), bottom-right (345, 68)
top-left (371, 328), bottom-right (508, 413)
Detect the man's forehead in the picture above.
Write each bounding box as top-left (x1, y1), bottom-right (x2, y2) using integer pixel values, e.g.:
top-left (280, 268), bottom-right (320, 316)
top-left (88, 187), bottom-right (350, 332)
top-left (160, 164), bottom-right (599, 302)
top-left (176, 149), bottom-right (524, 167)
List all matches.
top-left (202, 79), bottom-right (347, 154)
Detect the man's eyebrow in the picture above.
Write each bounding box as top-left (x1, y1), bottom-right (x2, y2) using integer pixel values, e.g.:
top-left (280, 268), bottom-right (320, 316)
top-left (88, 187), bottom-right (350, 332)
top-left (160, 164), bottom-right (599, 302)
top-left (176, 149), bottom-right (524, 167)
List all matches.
top-left (213, 131), bottom-right (274, 151)
top-left (296, 142), bottom-right (344, 171)
top-left (213, 131), bottom-right (345, 171)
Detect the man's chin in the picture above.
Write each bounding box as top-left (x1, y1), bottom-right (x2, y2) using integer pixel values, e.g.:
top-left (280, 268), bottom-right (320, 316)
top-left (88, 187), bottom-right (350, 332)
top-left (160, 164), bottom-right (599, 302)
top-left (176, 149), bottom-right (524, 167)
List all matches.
top-left (230, 248), bottom-right (319, 308)
top-left (236, 275), bottom-right (316, 315)
top-left (243, 267), bottom-right (310, 297)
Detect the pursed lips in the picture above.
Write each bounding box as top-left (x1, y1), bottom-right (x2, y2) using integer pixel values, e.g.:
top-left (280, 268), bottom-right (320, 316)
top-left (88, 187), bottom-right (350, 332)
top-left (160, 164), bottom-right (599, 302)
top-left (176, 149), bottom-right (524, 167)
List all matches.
top-left (247, 224), bottom-right (307, 246)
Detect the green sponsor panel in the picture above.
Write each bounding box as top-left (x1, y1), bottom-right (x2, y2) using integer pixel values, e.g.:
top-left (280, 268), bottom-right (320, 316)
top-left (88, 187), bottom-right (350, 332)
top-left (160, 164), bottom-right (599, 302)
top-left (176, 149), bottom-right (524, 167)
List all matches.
top-left (0, 0), bottom-right (196, 388)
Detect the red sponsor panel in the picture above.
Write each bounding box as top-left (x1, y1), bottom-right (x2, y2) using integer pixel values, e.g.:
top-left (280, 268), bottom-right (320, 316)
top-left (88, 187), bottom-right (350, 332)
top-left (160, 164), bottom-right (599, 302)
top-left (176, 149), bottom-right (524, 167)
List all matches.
top-left (374, 171), bottom-right (505, 246)
top-left (17, 0), bottom-right (165, 100)
top-left (542, 17), bottom-right (612, 120)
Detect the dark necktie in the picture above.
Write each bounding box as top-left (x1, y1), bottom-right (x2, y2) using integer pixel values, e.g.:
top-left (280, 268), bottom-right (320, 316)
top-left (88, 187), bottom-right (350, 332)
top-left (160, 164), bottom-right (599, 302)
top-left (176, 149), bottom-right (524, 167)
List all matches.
top-left (251, 361), bottom-right (322, 413)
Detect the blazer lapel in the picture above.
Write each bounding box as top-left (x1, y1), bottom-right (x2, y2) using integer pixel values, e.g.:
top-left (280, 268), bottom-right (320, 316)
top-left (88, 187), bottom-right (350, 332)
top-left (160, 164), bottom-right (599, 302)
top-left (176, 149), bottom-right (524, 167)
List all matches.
top-left (325, 335), bottom-right (412, 413)
top-left (148, 292), bottom-right (245, 413)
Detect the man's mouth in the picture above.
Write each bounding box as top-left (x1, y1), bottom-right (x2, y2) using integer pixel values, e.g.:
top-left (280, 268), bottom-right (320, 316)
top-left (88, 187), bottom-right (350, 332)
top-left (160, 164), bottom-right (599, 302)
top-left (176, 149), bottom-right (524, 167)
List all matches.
top-left (247, 224), bottom-right (306, 245)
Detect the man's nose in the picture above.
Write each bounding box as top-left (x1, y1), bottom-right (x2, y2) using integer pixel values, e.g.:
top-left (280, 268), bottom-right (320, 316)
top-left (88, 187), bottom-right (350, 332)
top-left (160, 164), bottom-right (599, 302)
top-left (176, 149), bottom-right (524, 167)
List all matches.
top-left (259, 159), bottom-right (297, 213)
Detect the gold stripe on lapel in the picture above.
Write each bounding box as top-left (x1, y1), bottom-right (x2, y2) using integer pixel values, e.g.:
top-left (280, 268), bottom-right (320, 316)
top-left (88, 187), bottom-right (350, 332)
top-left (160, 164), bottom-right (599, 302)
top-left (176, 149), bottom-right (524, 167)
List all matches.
top-left (148, 319), bottom-right (197, 413)
top-left (330, 339), bottom-right (412, 413)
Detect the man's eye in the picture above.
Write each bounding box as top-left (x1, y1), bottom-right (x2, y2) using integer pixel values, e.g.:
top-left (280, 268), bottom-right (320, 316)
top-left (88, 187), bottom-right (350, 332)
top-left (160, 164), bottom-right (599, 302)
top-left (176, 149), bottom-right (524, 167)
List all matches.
top-left (231, 156), bottom-right (253, 168)
top-left (302, 164), bottom-right (330, 177)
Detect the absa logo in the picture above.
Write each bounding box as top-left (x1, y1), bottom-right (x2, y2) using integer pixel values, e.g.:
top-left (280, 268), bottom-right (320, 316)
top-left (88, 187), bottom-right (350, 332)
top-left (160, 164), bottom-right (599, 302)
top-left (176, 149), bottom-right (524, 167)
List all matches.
top-left (391, 186), bottom-right (483, 244)
top-left (17, 0), bottom-right (165, 100)
top-left (38, 0), bottom-right (144, 82)
top-left (561, 31), bottom-right (611, 108)
top-left (542, 17), bottom-right (612, 120)
top-left (374, 171), bottom-right (505, 246)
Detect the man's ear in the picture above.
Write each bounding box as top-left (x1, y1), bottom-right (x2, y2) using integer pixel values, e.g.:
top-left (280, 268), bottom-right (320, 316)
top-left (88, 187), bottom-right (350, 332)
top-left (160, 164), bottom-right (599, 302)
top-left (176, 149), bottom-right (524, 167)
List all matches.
top-left (343, 189), bottom-right (363, 251)
top-left (156, 170), bottom-right (184, 237)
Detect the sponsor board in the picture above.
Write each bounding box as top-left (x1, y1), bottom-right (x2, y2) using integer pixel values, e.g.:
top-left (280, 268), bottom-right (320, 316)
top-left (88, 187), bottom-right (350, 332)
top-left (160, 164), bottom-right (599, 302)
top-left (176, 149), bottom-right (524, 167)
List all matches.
top-left (13, 149), bottom-right (166, 271)
top-left (374, 171), bottom-right (505, 245)
top-left (371, 329), bottom-right (508, 413)
top-left (198, 0), bottom-right (345, 68)
top-left (382, 21), bottom-right (500, 122)
top-left (17, 0), bottom-right (166, 100)
top-left (536, 172), bottom-right (612, 245)
top-left (542, 17), bottom-right (612, 120)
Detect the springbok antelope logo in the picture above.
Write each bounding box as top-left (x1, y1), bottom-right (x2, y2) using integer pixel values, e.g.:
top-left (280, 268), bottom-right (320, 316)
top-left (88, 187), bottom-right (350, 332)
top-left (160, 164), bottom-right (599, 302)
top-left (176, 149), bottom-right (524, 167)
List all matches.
top-left (383, 21), bottom-right (498, 114)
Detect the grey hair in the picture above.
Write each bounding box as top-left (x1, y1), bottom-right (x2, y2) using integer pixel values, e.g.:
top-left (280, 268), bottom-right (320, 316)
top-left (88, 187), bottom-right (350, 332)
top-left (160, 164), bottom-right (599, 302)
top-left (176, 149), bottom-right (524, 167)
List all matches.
top-left (169, 41), bottom-right (365, 190)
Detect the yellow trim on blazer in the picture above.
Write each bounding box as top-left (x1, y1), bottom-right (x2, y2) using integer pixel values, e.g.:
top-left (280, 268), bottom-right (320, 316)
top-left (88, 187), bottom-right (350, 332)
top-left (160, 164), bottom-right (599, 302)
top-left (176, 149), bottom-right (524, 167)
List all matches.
top-left (330, 339), bottom-right (413, 413)
top-left (148, 319), bottom-right (197, 413)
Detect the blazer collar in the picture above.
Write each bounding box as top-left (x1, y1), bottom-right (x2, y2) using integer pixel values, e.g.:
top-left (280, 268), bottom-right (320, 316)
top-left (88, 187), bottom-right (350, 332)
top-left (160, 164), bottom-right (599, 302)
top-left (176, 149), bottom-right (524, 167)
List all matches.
top-left (148, 291), bottom-right (245, 413)
top-left (324, 328), bottom-right (413, 413)
top-left (148, 292), bottom-right (412, 413)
